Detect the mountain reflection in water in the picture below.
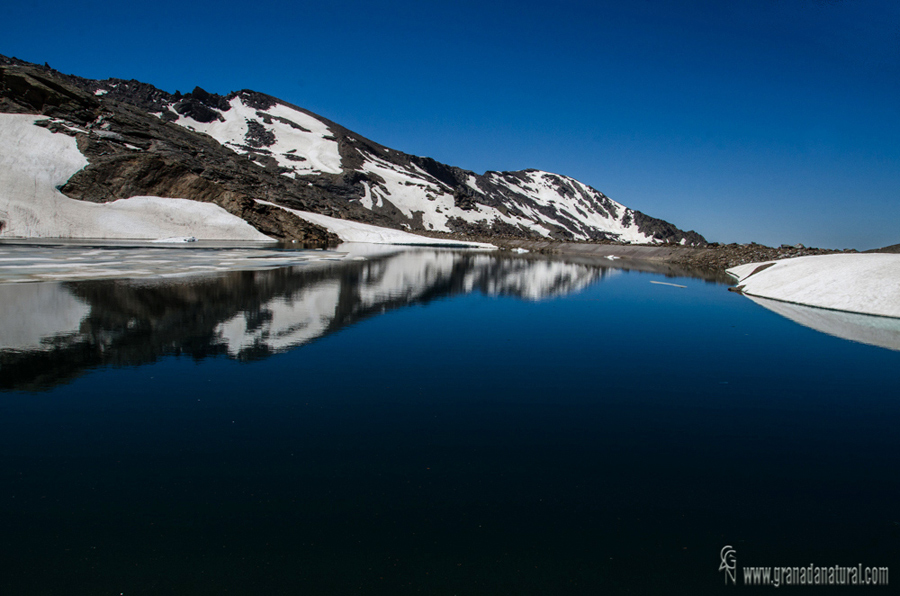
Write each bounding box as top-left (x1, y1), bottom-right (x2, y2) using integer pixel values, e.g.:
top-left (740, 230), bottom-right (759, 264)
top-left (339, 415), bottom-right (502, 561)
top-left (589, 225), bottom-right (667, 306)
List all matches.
top-left (1, 248), bottom-right (622, 391)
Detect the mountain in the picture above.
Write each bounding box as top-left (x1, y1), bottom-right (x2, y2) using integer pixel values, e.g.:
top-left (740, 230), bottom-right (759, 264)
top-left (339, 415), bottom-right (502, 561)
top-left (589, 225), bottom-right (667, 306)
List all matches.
top-left (0, 55), bottom-right (705, 246)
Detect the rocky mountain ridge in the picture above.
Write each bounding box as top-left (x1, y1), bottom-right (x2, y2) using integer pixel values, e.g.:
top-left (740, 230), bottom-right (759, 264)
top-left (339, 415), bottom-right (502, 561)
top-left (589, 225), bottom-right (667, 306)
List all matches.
top-left (1, 55), bottom-right (706, 246)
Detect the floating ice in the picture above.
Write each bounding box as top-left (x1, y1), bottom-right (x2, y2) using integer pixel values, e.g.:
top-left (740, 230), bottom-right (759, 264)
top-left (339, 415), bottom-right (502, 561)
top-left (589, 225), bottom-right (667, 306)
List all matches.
top-left (0, 242), bottom-right (346, 284)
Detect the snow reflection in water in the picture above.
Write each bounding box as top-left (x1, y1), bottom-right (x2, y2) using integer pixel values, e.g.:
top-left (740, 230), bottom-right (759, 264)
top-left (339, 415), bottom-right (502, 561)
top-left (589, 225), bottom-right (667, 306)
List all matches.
top-left (746, 295), bottom-right (900, 352)
top-left (0, 246), bottom-right (615, 390)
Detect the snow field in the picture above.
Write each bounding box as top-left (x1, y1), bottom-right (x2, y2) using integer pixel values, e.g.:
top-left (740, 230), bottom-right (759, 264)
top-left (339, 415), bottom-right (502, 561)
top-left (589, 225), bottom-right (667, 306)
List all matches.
top-left (0, 114), bottom-right (274, 241)
top-left (256, 200), bottom-right (495, 248)
top-left (727, 254), bottom-right (900, 318)
top-left (175, 96), bottom-right (342, 175)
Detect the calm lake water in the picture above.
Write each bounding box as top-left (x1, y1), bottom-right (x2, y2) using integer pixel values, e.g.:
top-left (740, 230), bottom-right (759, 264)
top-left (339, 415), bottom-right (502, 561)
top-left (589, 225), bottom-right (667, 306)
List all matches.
top-left (1, 245), bottom-right (897, 595)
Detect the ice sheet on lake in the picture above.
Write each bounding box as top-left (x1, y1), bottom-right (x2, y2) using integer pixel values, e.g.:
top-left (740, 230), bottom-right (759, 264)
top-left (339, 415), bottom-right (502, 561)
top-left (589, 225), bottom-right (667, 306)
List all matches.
top-left (0, 243), bottom-right (345, 284)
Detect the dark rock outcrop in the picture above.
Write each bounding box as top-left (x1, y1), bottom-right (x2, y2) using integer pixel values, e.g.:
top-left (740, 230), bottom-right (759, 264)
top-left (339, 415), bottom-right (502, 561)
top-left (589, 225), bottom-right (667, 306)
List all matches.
top-left (866, 243), bottom-right (900, 254)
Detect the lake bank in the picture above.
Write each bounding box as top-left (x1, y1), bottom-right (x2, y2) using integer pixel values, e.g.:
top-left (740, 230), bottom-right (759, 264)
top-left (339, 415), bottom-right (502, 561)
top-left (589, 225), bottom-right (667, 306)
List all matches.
top-left (432, 238), bottom-right (856, 283)
top-left (483, 237), bottom-right (849, 272)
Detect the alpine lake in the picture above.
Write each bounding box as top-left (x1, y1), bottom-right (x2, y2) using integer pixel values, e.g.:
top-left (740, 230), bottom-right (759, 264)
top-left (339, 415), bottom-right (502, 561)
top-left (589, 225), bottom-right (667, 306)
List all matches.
top-left (1, 241), bottom-right (897, 595)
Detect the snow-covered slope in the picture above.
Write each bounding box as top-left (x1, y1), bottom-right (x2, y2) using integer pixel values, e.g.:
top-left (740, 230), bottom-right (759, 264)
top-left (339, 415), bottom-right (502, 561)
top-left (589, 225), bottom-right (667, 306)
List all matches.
top-left (727, 254), bottom-right (900, 318)
top-left (0, 114), bottom-right (273, 241)
top-left (175, 95), bottom-right (343, 176)
top-left (345, 154), bottom-right (658, 241)
top-left (155, 87), bottom-right (703, 244)
top-left (256, 200), bottom-right (494, 247)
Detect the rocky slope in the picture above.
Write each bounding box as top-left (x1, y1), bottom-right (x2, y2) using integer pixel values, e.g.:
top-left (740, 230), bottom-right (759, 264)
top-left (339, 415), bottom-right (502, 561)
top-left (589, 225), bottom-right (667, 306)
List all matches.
top-left (866, 243), bottom-right (900, 254)
top-left (1, 55), bottom-right (705, 246)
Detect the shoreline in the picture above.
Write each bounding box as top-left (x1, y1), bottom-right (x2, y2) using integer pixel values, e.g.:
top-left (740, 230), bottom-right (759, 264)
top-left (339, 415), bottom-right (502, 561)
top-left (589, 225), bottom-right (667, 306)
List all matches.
top-left (0, 231), bottom-right (878, 285)
top-left (478, 237), bottom-right (852, 273)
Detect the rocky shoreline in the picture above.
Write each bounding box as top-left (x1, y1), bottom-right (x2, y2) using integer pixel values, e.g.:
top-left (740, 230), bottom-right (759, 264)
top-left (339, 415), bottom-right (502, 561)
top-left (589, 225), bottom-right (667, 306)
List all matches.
top-left (668, 242), bottom-right (850, 271)
top-left (435, 233), bottom-right (856, 273)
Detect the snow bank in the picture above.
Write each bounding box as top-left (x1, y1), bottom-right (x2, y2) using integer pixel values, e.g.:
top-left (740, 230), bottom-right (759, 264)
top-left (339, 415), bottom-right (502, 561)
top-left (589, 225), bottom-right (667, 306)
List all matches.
top-left (151, 236), bottom-right (197, 243)
top-left (256, 200), bottom-right (495, 248)
top-left (0, 114), bottom-right (273, 241)
top-left (727, 254), bottom-right (900, 318)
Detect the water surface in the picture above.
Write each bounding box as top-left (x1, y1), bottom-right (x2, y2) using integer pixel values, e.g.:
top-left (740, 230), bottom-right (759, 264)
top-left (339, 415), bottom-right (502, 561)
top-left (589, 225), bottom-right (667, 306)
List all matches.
top-left (1, 247), bottom-right (897, 595)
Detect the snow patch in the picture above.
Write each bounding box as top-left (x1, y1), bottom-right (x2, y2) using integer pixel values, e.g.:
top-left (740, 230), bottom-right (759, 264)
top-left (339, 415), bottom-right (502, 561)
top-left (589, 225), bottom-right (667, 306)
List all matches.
top-left (174, 96), bottom-right (342, 175)
top-left (727, 254), bottom-right (900, 318)
top-left (355, 157), bottom-right (582, 239)
top-left (0, 114), bottom-right (274, 241)
top-left (256, 200), bottom-right (495, 248)
top-left (152, 236), bottom-right (198, 243)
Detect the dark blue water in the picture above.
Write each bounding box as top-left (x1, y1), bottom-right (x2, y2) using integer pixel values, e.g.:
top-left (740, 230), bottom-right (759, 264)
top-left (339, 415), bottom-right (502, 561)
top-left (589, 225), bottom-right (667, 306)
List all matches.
top-left (1, 250), bottom-right (897, 594)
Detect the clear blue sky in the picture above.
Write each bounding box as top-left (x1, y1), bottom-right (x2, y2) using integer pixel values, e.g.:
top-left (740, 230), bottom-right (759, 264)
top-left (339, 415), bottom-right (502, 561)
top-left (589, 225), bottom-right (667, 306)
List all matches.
top-left (5, 0), bottom-right (899, 249)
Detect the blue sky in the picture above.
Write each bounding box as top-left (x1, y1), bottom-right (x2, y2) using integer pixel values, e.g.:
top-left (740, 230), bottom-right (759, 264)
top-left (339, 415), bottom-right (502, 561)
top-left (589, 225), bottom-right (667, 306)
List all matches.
top-left (5, 0), bottom-right (899, 249)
